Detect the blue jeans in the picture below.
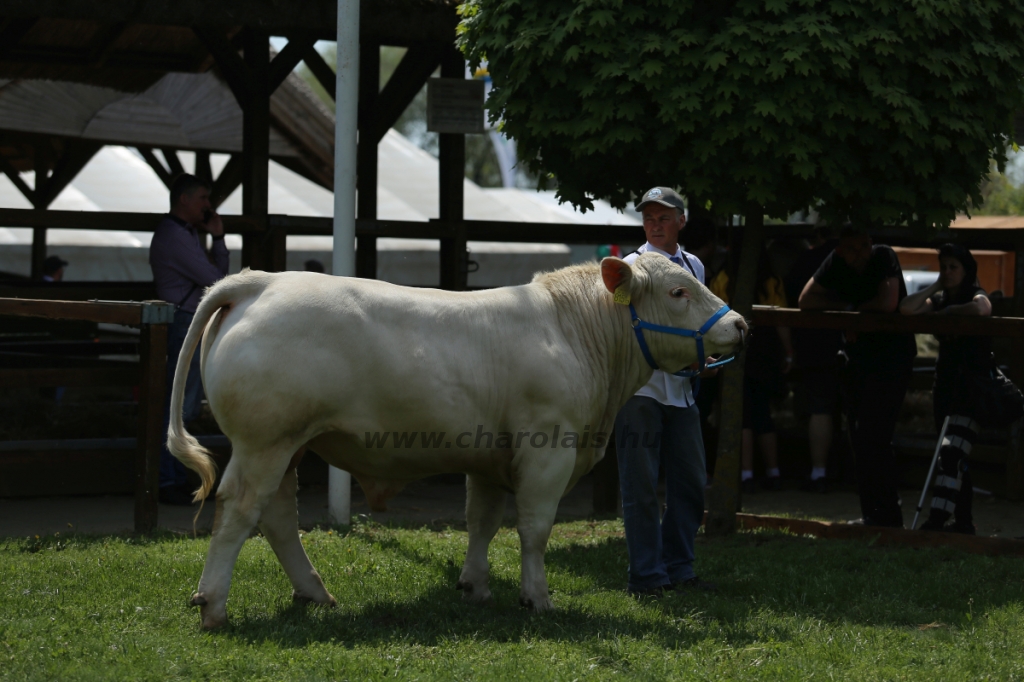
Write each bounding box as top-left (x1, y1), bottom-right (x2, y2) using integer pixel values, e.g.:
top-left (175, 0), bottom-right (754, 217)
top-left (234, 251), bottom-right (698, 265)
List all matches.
top-left (159, 310), bottom-right (204, 488)
top-left (615, 396), bottom-right (707, 592)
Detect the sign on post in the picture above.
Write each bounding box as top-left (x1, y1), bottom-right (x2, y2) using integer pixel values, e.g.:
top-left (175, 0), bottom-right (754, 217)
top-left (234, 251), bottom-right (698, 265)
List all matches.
top-left (427, 78), bottom-right (485, 134)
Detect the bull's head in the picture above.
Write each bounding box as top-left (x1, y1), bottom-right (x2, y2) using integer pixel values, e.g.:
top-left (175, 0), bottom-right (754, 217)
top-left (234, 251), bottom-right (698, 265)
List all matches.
top-left (601, 253), bottom-right (748, 375)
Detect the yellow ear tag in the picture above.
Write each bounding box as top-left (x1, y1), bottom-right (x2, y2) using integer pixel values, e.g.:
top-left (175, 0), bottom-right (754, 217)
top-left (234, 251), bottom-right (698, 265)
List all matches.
top-left (613, 286), bottom-right (631, 305)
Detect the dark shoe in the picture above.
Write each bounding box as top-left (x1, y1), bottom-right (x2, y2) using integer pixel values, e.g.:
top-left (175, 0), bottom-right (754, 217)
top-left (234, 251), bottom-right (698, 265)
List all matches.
top-left (741, 478), bottom-right (757, 495)
top-left (762, 476), bottom-right (782, 492)
top-left (919, 517), bottom-right (947, 532)
top-left (159, 485), bottom-right (194, 506)
top-left (629, 585), bottom-right (668, 599)
top-left (671, 576), bottom-right (717, 592)
top-left (800, 477), bottom-right (828, 494)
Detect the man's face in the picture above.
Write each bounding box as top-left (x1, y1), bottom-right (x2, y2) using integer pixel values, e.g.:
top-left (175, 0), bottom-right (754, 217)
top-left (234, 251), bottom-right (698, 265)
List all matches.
top-left (177, 187), bottom-right (212, 226)
top-left (836, 234), bottom-right (872, 274)
top-left (642, 204), bottom-right (685, 252)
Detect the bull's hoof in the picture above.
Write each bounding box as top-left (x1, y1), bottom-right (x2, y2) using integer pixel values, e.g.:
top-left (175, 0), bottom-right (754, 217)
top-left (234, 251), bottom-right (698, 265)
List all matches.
top-left (292, 591), bottom-right (337, 608)
top-left (199, 606), bottom-right (228, 630)
top-left (456, 580), bottom-right (492, 604)
top-left (189, 593), bottom-right (208, 607)
top-left (519, 594), bottom-right (554, 611)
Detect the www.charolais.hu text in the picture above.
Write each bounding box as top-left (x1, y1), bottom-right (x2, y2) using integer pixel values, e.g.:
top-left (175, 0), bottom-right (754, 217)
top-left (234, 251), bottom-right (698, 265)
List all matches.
top-left (363, 425), bottom-right (664, 449)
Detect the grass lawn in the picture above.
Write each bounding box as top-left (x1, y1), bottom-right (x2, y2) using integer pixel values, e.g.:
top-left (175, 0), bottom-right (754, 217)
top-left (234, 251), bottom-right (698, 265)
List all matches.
top-left (2, 519), bottom-right (1023, 681)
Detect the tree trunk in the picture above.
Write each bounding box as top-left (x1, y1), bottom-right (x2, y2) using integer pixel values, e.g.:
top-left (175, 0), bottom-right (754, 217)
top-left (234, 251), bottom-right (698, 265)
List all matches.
top-left (704, 207), bottom-right (764, 536)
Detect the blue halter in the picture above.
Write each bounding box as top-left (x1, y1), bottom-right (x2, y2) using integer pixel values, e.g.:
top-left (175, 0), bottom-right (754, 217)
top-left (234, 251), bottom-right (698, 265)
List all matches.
top-left (628, 303), bottom-right (741, 378)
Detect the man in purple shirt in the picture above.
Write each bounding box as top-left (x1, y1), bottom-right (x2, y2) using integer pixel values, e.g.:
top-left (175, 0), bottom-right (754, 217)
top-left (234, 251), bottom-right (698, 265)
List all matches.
top-left (150, 173), bottom-right (229, 504)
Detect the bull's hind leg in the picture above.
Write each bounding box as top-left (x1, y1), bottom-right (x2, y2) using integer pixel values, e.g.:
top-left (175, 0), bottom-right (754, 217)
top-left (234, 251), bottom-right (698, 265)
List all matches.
top-left (457, 475), bottom-right (507, 604)
top-left (513, 449), bottom-right (576, 611)
top-left (258, 467), bottom-right (336, 608)
top-left (190, 448), bottom-right (291, 629)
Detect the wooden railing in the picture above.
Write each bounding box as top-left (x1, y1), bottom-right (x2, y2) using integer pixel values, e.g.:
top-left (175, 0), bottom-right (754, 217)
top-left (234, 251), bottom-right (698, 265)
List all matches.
top-left (0, 297), bottom-right (173, 533)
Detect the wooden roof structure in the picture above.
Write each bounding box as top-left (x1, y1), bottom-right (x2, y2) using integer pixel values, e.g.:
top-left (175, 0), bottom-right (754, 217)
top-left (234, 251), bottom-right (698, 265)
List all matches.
top-left (0, 0), bottom-right (465, 279)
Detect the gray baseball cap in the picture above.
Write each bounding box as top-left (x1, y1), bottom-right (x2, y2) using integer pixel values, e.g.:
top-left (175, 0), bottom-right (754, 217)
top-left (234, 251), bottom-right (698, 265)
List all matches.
top-left (635, 186), bottom-right (686, 212)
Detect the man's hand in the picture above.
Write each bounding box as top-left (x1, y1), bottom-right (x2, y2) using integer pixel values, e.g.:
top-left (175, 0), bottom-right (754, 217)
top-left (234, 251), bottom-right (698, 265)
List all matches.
top-left (203, 210), bottom-right (224, 238)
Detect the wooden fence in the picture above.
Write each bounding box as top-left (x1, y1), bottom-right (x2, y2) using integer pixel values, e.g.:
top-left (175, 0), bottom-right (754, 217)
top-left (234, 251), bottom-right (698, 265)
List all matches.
top-left (0, 297), bottom-right (173, 532)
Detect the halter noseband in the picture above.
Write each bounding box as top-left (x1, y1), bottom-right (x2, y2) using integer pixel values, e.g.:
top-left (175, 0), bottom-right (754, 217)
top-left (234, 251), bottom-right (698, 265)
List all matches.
top-left (628, 303), bottom-right (742, 378)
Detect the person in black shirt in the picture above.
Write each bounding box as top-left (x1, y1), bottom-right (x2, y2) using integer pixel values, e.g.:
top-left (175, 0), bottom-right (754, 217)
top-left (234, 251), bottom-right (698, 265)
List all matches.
top-left (783, 228), bottom-right (842, 492)
top-left (799, 228), bottom-right (916, 527)
top-left (900, 244), bottom-right (993, 534)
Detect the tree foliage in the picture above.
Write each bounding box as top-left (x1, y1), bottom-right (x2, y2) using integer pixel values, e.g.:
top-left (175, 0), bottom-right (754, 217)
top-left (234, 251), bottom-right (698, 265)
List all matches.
top-left (459, 0), bottom-right (1024, 227)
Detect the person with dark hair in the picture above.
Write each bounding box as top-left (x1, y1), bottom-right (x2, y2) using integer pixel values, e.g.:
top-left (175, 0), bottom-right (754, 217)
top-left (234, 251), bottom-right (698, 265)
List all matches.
top-left (783, 227), bottom-right (843, 493)
top-left (41, 255), bottom-right (68, 282)
top-left (149, 173), bottom-right (229, 505)
top-left (304, 259), bottom-right (326, 273)
top-left (717, 246), bottom-right (793, 492)
top-left (899, 244), bottom-right (992, 534)
top-left (799, 228), bottom-right (916, 527)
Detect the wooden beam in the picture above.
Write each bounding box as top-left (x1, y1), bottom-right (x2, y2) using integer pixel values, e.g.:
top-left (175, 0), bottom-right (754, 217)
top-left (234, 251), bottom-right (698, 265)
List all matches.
top-left (137, 147), bottom-right (172, 188)
top-left (240, 28), bottom-right (278, 271)
top-left (211, 154), bottom-right (242, 208)
top-left (36, 140), bottom-right (102, 208)
top-left (0, 366), bottom-right (138, 388)
top-left (0, 1), bottom-right (460, 46)
top-left (750, 306), bottom-right (1024, 337)
top-left (160, 148), bottom-right (185, 178)
top-left (302, 44), bottom-right (335, 100)
top-left (195, 150), bottom-right (213, 183)
top-left (192, 25), bottom-right (255, 108)
top-left (0, 153), bottom-right (35, 203)
top-left (438, 48), bottom-right (467, 291)
top-left (0, 297), bottom-right (152, 326)
top-left (356, 42), bottom-right (380, 280)
top-left (88, 21), bottom-right (129, 67)
top-left (269, 36), bottom-right (317, 94)
top-left (369, 43), bottom-right (445, 143)
top-left (0, 17), bottom-right (38, 58)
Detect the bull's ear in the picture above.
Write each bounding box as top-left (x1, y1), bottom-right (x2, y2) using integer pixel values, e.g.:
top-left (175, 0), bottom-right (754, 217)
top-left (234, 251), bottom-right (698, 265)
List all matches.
top-left (601, 257), bottom-right (633, 304)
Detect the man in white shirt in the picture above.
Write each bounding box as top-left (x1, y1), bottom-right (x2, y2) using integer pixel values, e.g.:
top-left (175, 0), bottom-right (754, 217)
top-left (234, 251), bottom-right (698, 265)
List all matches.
top-left (615, 186), bottom-right (715, 596)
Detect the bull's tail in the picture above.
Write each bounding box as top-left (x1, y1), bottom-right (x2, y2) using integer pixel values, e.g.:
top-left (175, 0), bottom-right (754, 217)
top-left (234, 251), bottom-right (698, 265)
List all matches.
top-left (167, 270), bottom-right (268, 502)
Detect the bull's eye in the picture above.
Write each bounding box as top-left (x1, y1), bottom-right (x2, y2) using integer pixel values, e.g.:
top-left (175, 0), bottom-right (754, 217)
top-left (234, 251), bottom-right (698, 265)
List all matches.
top-left (670, 288), bottom-right (686, 298)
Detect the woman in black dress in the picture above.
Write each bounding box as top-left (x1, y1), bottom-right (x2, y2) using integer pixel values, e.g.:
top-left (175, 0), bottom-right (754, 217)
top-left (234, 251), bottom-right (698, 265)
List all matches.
top-left (899, 244), bottom-right (993, 534)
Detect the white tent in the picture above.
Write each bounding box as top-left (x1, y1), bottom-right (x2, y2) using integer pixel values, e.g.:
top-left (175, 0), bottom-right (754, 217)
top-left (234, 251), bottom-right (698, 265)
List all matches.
top-left (0, 130), bottom-right (640, 286)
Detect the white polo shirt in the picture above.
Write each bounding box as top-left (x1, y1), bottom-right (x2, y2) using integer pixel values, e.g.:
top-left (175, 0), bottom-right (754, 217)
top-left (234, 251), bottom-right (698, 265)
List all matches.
top-left (624, 243), bottom-right (706, 409)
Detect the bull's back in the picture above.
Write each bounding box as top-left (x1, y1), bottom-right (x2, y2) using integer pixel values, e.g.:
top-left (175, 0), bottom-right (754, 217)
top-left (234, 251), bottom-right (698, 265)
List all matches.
top-left (203, 272), bottom-right (578, 445)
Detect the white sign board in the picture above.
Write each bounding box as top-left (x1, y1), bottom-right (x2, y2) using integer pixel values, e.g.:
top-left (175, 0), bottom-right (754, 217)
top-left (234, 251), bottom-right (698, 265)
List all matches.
top-left (427, 78), bottom-right (485, 134)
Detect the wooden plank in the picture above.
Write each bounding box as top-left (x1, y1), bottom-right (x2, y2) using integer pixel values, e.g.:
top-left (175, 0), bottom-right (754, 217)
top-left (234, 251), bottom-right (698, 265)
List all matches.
top-left (268, 36), bottom-right (317, 94)
top-left (734, 513), bottom-right (1024, 557)
top-left (193, 26), bottom-right (255, 108)
top-left (135, 323), bottom-right (166, 533)
top-left (302, 44), bottom-right (336, 100)
top-left (751, 306), bottom-right (1024, 337)
top-left (0, 298), bottom-right (144, 325)
top-left (0, 282), bottom-right (156, 301)
top-left (0, 367), bottom-right (138, 388)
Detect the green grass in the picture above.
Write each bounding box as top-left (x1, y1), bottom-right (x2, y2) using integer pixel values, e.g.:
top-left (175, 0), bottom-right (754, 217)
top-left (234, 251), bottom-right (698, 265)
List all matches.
top-left (2, 519), bottom-right (1023, 681)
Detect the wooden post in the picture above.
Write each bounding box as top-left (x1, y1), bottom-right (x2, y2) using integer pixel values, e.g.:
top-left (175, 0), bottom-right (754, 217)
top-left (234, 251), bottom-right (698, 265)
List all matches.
top-left (705, 208), bottom-right (764, 535)
top-left (438, 48), bottom-right (467, 291)
top-left (135, 321), bottom-right (167, 533)
top-left (356, 42), bottom-right (379, 279)
top-left (1007, 239), bottom-right (1024, 500)
top-left (240, 28), bottom-right (275, 271)
top-left (30, 227), bottom-right (46, 280)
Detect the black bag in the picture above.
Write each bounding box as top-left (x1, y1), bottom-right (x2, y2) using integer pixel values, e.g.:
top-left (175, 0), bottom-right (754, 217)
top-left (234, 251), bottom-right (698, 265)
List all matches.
top-left (962, 367), bottom-right (1024, 428)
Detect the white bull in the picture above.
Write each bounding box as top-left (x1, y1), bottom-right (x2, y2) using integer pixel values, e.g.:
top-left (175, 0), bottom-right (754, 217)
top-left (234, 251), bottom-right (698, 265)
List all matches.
top-left (168, 254), bottom-right (746, 628)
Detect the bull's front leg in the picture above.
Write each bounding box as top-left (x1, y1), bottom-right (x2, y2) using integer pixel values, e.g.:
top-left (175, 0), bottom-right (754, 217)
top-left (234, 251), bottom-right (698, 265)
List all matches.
top-left (512, 446), bottom-right (576, 611)
top-left (457, 474), bottom-right (507, 604)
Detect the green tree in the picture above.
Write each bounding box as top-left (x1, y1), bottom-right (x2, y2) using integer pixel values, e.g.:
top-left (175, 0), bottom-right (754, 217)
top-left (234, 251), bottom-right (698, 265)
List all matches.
top-left (974, 164), bottom-right (1024, 215)
top-left (459, 0), bottom-right (1024, 227)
